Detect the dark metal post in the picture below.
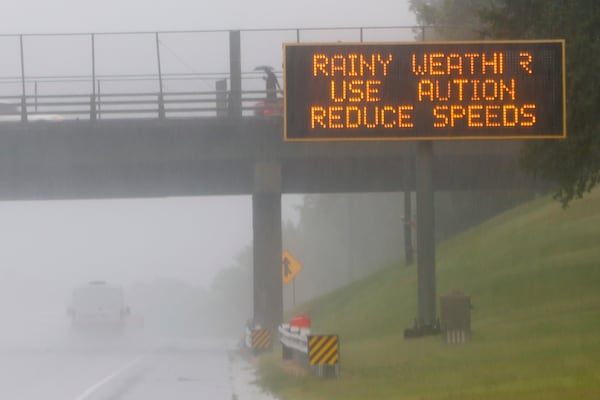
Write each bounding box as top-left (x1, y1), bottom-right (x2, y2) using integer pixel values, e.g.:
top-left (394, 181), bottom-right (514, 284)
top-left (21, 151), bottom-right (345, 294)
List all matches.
top-left (215, 79), bottom-right (228, 117)
top-left (360, 27), bottom-right (364, 43)
top-left (90, 33), bottom-right (97, 121)
top-left (296, 29), bottom-right (300, 43)
top-left (404, 26), bottom-right (438, 339)
top-left (292, 279), bottom-right (296, 308)
top-left (155, 32), bottom-right (165, 119)
top-left (19, 35), bottom-right (27, 122)
top-left (228, 30), bottom-right (242, 119)
top-left (404, 190), bottom-right (414, 265)
top-left (97, 80), bottom-right (102, 120)
top-left (91, 34), bottom-right (96, 95)
top-left (403, 155), bottom-right (414, 265)
top-left (416, 141), bottom-right (436, 330)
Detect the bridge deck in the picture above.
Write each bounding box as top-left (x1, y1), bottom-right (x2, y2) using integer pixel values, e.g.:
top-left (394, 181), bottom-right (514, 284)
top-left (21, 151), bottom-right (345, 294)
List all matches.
top-left (0, 117), bottom-right (530, 201)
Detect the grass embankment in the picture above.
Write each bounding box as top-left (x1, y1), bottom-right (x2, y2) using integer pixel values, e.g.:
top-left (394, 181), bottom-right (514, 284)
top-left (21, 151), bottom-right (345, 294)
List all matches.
top-left (258, 189), bottom-right (600, 399)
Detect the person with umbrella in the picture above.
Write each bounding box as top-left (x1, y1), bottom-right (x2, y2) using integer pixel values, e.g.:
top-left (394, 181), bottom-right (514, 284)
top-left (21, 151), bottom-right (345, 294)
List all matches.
top-left (255, 65), bottom-right (280, 103)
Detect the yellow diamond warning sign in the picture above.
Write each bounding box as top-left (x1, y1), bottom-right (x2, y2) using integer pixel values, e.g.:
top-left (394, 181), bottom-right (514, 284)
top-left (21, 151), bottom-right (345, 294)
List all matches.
top-left (282, 250), bottom-right (303, 284)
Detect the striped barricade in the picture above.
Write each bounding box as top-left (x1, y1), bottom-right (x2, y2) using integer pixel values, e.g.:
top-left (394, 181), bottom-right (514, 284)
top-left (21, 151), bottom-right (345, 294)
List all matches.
top-left (249, 327), bottom-right (272, 353)
top-left (278, 325), bottom-right (340, 378)
top-left (308, 334), bottom-right (340, 377)
top-left (444, 329), bottom-right (469, 344)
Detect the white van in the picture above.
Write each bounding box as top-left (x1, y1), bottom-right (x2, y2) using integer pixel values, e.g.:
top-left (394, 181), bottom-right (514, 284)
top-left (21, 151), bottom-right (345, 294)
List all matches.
top-left (68, 281), bottom-right (129, 332)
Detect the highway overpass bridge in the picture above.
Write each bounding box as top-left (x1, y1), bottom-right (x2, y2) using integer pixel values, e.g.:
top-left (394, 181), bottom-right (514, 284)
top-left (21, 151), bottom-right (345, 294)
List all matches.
top-left (0, 117), bottom-right (528, 199)
top-left (0, 115), bottom-right (533, 331)
top-left (0, 28), bottom-right (539, 334)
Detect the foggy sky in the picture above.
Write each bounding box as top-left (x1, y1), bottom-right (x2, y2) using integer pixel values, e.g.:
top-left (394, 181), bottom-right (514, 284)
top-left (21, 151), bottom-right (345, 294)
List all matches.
top-left (0, 0), bottom-right (414, 285)
top-left (3, 0), bottom-right (416, 34)
top-left (0, 196), bottom-right (307, 290)
top-left (0, 1), bottom-right (415, 305)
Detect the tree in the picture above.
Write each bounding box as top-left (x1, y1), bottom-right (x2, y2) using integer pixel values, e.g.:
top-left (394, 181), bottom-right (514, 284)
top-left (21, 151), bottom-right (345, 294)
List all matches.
top-left (410, 0), bottom-right (600, 205)
top-left (480, 0), bottom-right (600, 206)
top-left (409, 0), bottom-right (494, 40)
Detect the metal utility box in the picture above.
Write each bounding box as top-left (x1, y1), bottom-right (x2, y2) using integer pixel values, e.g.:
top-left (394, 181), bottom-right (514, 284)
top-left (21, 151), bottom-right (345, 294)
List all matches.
top-left (440, 291), bottom-right (471, 344)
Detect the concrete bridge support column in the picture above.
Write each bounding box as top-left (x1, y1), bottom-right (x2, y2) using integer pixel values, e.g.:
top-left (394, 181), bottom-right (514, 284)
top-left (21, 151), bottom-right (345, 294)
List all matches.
top-left (416, 141), bottom-right (437, 330)
top-left (252, 162), bottom-right (283, 329)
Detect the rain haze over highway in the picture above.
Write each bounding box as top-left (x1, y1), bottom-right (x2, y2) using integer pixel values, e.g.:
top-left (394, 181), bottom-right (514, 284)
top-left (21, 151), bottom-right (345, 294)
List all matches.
top-left (0, 1), bottom-right (416, 399)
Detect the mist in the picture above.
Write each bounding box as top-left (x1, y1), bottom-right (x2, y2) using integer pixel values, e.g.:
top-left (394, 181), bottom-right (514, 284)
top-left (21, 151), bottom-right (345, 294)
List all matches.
top-left (2, 0), bottom-right (416, 34)
top-left (0, 195), bottom-right (302, 350)
top-left (0, 0), bottom-right (421, 398)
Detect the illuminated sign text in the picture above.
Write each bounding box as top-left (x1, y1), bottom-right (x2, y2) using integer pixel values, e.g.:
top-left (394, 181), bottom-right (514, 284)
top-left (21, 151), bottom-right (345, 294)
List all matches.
top-left (284, 41), bottom-right (565, 141)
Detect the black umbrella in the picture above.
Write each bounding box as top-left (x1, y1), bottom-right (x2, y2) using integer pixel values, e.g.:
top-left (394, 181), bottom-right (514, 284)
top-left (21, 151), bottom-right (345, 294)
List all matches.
top-left (254, 65), bottom-right (275, 73)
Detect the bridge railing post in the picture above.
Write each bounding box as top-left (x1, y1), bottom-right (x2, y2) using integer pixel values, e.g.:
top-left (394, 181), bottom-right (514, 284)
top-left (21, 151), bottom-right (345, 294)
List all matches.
top-left (34, 81), bottom-right (38, 112)
top-left (97, 80), bottom-right (102, 120)
top-left (215, 79), bottom-right (228, 117)
top-left (158, 94), bottom-right (166, 120)
top-left (228, 30), bottom-right (242, 119)
top-left (155, 32), bottom-right (166, 120)
top-left (91, 33), bottom-right (97, 122)
top-left (20, 96), bottom-right (28, 122)
top-left (90, 95), bottom-right (97, 122)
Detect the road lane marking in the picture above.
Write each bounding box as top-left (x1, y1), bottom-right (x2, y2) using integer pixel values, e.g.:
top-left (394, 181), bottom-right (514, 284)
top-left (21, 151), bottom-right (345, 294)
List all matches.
top-left (74, 356), bottom-right (143, 400)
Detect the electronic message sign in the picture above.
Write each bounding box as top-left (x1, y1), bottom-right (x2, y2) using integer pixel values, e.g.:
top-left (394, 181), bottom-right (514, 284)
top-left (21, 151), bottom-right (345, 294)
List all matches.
top-left (284, 41), bottom-right (565, 141)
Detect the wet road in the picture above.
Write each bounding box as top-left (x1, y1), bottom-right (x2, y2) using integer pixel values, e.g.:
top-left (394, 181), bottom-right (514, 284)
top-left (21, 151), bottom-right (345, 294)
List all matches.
top-left (1, 342), bottom-right (277, 400)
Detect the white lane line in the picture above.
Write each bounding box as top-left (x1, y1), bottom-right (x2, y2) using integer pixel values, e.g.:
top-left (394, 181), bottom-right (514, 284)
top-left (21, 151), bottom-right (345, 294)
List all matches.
top-left (74, 356), bottom-right (143, 400)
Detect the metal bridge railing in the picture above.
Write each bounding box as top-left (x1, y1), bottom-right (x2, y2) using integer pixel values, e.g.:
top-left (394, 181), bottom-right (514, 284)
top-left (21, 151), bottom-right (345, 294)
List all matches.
top-left (0, 26), bottom-right (422, 122)
top-left (0, 74), bottom-right (283, 121)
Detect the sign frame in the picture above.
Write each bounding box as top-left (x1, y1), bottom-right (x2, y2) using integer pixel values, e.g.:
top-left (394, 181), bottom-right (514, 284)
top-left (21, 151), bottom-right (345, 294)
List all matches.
top-left (283, 39), bottom-right (566, 142)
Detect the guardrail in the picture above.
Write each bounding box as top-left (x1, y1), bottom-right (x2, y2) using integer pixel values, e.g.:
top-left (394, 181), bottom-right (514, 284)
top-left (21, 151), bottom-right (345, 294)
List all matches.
top-left (278, 323), bottom-right (340, 378)
top-left (279, 323), bottom-right (311, 359)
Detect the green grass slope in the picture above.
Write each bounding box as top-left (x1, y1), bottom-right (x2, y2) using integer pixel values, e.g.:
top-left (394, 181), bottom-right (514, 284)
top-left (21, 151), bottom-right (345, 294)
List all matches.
top-left (259, 189), bottom-right (600, 399)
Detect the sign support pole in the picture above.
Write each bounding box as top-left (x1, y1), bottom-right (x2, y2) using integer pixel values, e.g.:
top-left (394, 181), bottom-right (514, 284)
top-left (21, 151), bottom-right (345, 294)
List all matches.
top-left (403, 154), bottom-right (414, 265)
top-left (415, 140), bottom-right (437, 332)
